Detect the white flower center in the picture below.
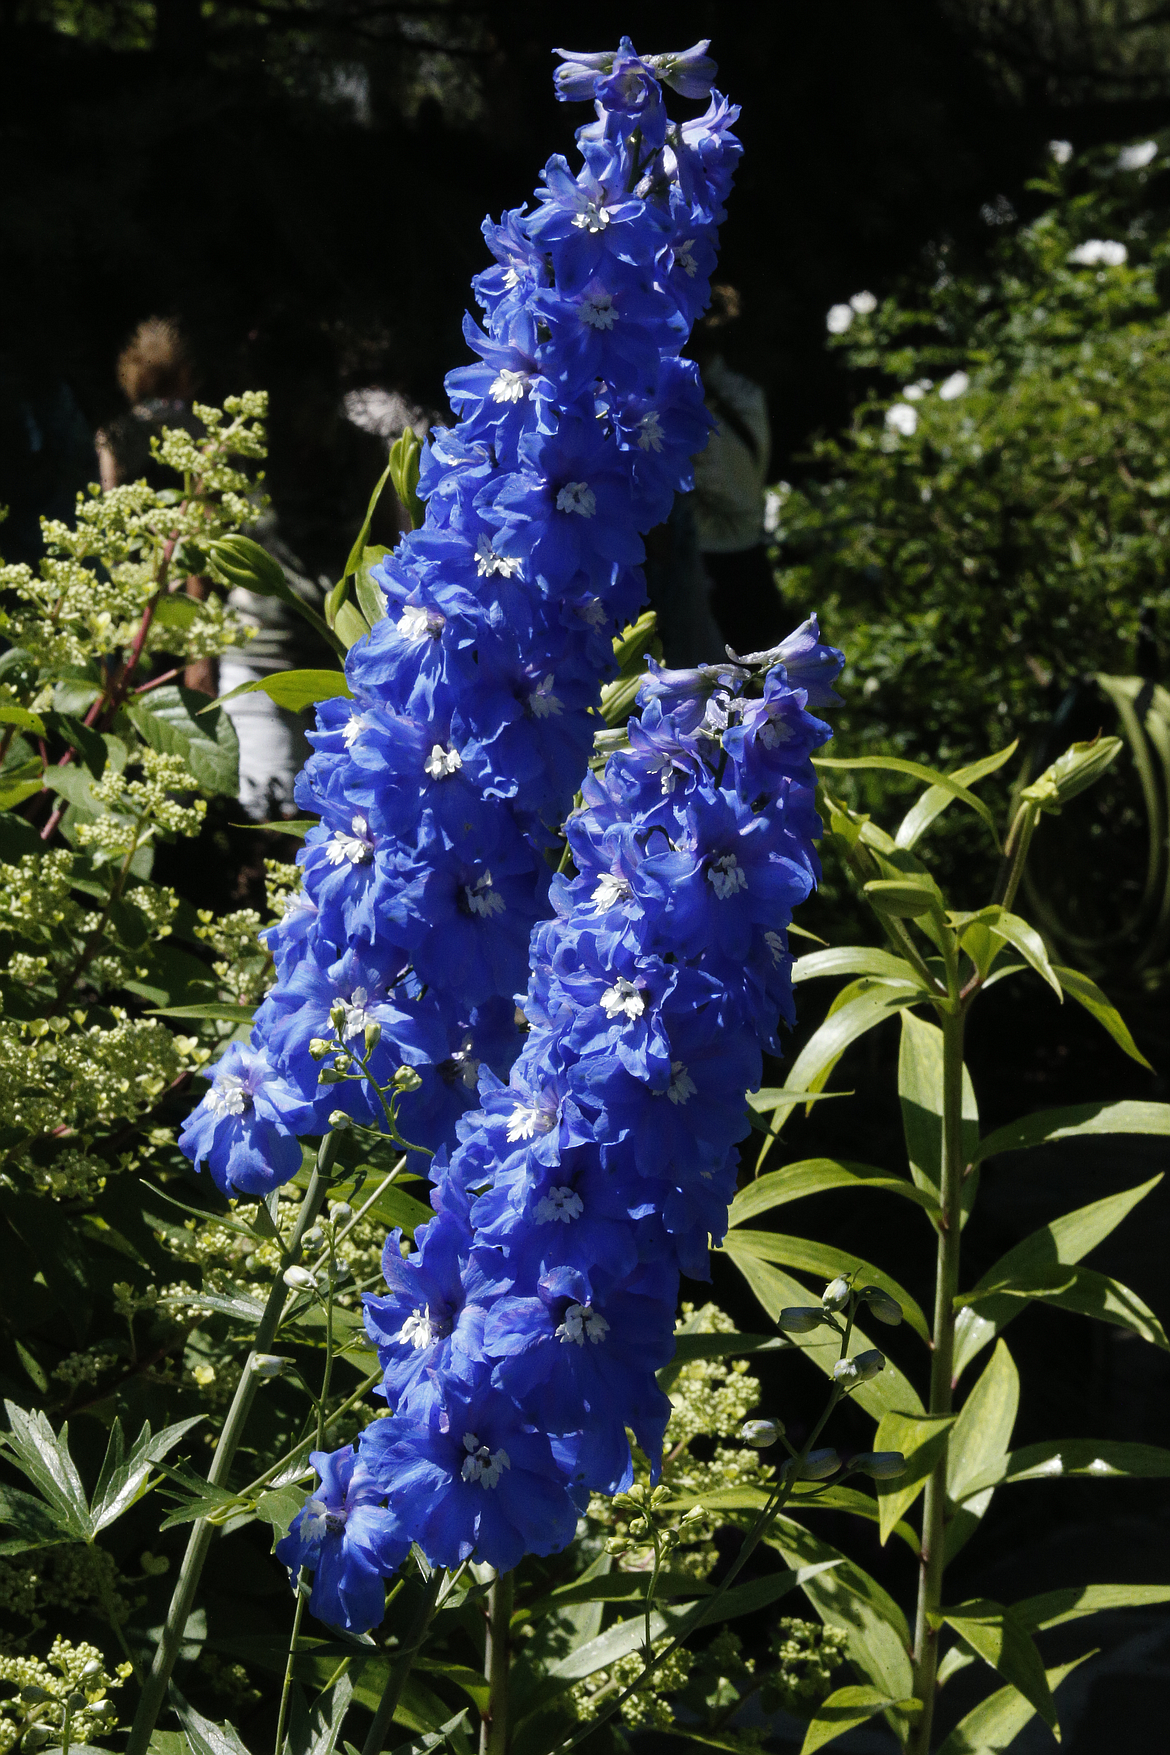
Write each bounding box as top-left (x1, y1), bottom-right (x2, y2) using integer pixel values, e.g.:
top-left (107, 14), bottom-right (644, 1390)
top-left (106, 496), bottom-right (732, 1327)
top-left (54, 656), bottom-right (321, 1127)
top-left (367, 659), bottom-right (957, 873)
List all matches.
top-left (592, 872), bottom-right (631, 910)
top-left (397, 604), bottom-right (444, 642)
top-left (675, 238), bottom-right (698, 277)
top-left (490, 368), bottom-right (530, 404)
top-left (765, 930), bottom-right (786, 967)
top-left (400, 1304), bottom-right (453, 1350)
top-left (461, 1433), bottom-right (510, 1488)
top-left (708, 853), bottom-right (748, 899)
top-left (535, 1185), bottom-right (584, 1224)
top-left (580, 292), bottom-right (616, 331)
top-left (425, 742), bottom-right (463, 779)
top-left (325, 814), bottom-right (375, 866)
top-left (528, 675), bottom-right (563, 718)
top-left (300, 1496), bottom-right (331, 1544)
top-left (556, 1302), bottom-right (610, 1346)
top-left (667, 1061), bottom-right (697, 1106)
top-left (464, 872), bottom-right (505, 918)
top-left (342, 713), bottom-right (370, 749)
top-left (209, 1072), bottom-right (250, 1119)
top-left (506, 1098), bottom-right (556, 1143)
top-left (556, 481), bottom-right (596, 517)
top-left (571, 200), bottom-right (611, 233)
top-left (637, 411), bottom-right (664, 452)
top-left (578, 596), bottom-right (607, 627)
top-left (475, 535), bottom-right (522, 578)
top-left (601, 977), bottom-right (645, 1022)
top-left (448, 1042), bottom-right (480, 1090)
top-left (337, 987), bottom-right (374, 1042)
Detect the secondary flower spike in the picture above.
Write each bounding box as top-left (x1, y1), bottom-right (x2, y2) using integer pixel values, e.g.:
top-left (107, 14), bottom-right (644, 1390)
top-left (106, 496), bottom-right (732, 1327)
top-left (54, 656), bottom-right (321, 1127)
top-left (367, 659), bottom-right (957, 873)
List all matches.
top-left (180, 35), bottom-right (743, 1195)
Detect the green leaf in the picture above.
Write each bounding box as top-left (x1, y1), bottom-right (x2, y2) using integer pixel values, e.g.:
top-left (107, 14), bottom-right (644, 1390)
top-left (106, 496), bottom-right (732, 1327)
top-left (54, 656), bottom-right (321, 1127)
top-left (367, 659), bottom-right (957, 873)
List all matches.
top-left (872, 1412), bottom-right (955, 1545)
top-left (954, 1437), bottom-right (1170, 1499)
top-left (0, 704), bottom-right (46, 735)
top-left (334, 601), bottom-right (372, 650)
top-left (719, 1228), bottom-right (929, 1342)
top-left (814, 752), bottom-right (1001, 843)
top-left (156, 1461), bottom-right (246, 1530)
top-left (148, 1002), bottom-right (256, 1023)
top-left (239, 818), bottom-right (316, 838)
top-left (0, 758), bottom-right (45, 809)
top-left (1013, 1582), bottom-right (1170, 1634)
top-left (729, 1158), bottom-right (938, 1226)
top-left (1052, 962), bottom-right (1152, 1069)
top-left (341, 456), bottom-right (396, 584)
top-left (357, 1181), bottom-right (437, 1239)
top-left (205, 670), bottom-right (352, 715)
top-left (945, 1340), bottom-right (1019, 1562)
top-left (529, 1571), bottom-right (713, 1615)
top-left (747, 1088), bottom-right (851, 1115)
top-left (719, 1238), bottom-right (924, 1418)
top-left (0, 1482), bottom-right (73, 1552)
top-left (0, 1401), bottom-right (93, 1540)
top-left (353, 547), bottom-right (390, 627)
top-left (255, 1485), bottom-right (306, 1549)
top-left (170, 1687), bottom-right (251, 1755)
top-left (934, 1599), bottom-right (1057, 1731)
top-left (767, 1517), bottom-right (914, 1703)
top-left (936, 1655), bottom-right (1093, 1755)
top-left (90, 1415), bottom-right (203, 1533)
top-left (895, 743), bottom-right (1019, 850)
top-left (792, 947), bottom-right (925, 985)
top-left (953, 1175), bottom-right (1163, 1378)
top-left (159, 1283), bottom-right (268, 1324)
top-left (974, 1099), bottom-right (1170, 1163)
top-left (898, 1011), bottom-right (980, 1216)
top-left (126, 684), bottom-right (240, 797)
top-left (656, 1330), bottom-right (784, 1393)
top-left (800, 1685), bottom-right (917, 1754)
top-left (957, 905), bottom-right (1061, 998)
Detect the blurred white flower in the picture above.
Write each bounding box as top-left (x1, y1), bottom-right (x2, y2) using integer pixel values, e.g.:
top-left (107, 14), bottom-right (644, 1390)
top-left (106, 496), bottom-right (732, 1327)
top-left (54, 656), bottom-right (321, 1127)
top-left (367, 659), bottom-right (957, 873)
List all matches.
top-left (850, 290), bottom-right (877, 314)
top-left (938, 370), bottom-right (970, 401)
top-left (1068, 239), bottom-right (1128, 267)
top-left (885, 403), bottom-right (918, 437)
top-left (902, 378), bottom-right (933, 401)
top-left (1049, 139), bottom-right (1073, 166)
top-left (1118, 141), bottom-right (1157, 172)
top-left (826, 303), bottom-right (854, 334)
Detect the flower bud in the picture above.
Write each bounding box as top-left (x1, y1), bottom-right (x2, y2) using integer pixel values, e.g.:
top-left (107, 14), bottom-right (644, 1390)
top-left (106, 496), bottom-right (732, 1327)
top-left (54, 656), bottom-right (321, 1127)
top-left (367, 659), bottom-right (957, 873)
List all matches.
top-left (833, 1349), bottom-right (885, 1385)
top-left (680, 1504), bottom-right (706, 1524)
top-left (80, 1661), bottom-right (103, 1681)
top-left (860, 1286), bottom-right (903, 1325)
top-left (20, 1687), bottom-right (50, 1704)
top-left (795, 1447), bottom-right (840, 1480)
top-left (25, 1727), bottom-right (50, 1749)
top-left (251, 1353), bottom-right (294, 1377)
top-left (66, 1693), bottom-right (87, 1712)
top-left (282, 1266), bottom-right (317, 1291)
top-left (330, 1201), bottom-right (353, 1223)
top-left (778, 1307), bottom-right (826, 1334)
top-left (329, 1001), bottom-right (348, 1032)
top-left (852, 1451), bottom-right (907, 1479)
top-left (318, 1066), bottom-right (346, 1085)
top-left (327, 1110), bottom-right (352, 1130)
top-left (303, 1228), bottom-right (324, 1250)
top-left (605, 1535), bottom-right (630, 1554)
top-left (822, 1276), bottom-right (852, 1311)
top-left (393, 1064), bottom-right (423, 1093)
top-left (308, 1038), bottom-right (333, 1061)
top-left (1021, 734), bottom-right (1123, 814)
top-left (364, 1021), bottom-right (382, 1054)
top-left (742, 1418), bottom-right (785, 1448)
top-left (89, 1700), bottom-right (117, 1720)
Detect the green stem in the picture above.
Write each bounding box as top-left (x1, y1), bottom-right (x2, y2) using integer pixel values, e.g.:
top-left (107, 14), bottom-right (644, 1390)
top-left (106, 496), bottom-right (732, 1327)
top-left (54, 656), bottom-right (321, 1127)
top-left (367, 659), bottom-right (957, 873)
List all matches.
top-left (992, 801), bottom-right (1039, 914)
top-left (91, 1542), bottom-right (142, 1685)
top-left (480, 1569), bottom-right (514, 1755)
top-left (317, 1258), bottom-right (336, 1452)
top-left (909, 1004), bottom-right (967, 1755)
top-left (274, 1574), bottom-right (308, 1755)
top-left (124, 1132), bottom-right (341, 1755)
top-left (360, 1569), bottom-right (443, 1755)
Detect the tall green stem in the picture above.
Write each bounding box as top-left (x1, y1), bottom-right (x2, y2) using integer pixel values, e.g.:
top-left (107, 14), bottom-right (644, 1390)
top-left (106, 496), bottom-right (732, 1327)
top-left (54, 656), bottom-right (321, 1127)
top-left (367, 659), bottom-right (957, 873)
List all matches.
top-left (360, 1569), bottom-right (443, 1755)
top-left (274, 1576), bottom-right (308, 1755)
top-left (480, 1570), bottom-right (514, 1755)
top-left (124, 1132), bottom-right (341, 1755)
top-left (910, 1005), bottom-right (967, 1754)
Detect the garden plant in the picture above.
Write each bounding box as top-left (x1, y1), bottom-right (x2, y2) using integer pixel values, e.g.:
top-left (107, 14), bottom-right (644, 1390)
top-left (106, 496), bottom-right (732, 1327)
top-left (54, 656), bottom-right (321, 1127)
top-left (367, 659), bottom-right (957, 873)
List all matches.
top-left (1, 34), bottom-right (1168, 1755)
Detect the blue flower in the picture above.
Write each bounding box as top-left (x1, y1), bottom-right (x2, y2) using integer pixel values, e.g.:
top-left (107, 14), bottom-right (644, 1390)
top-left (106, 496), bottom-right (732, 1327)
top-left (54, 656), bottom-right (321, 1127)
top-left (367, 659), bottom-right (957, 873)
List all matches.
top-left (363, 1208), bottom-right (496, 1414)
top-left (178, 1040), bottom-right (318, 1198)
top-left (276, 1446), bottom-right (408, 1633)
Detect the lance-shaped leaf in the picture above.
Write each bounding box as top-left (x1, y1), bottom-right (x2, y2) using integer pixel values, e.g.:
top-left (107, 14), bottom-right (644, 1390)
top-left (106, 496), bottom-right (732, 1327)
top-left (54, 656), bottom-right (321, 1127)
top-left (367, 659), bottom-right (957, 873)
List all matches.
top-left (800, 1685), bottom-right (920, 1755)
top-left (935, 1654), bottom-right (1093, 1755)
top-left (205, 670), bottom-right (353, 715)
top-left (814, 753), bottom-right (1001, 842)
top-left (955, 906), bottom-right (1061, 997)
top-left (945, 1340), bottom-right (1019, 1563)
top-left (1052, 963), bottom-right (1152, 1069)
top-left (953, 1437), bottom-right (1170, 1500)
top-left (90, 1415), bottom-right (203, 1534)
top-left (932, 1600), bottom-right (1056, 1732)
top-left (353, 547), bottom-right (390, 628)
top-left (953, 1175), bottom-right (1163, 1378)
top-left (719, 1238), bottom-right (925, 1419)
top-left (1, 1402), bottom-right (92, 1541)
top-left (872, 1412), bottom-right (955, 1545)
top-left (656, 1330), bottom-right (784, 1393)
top-left (898, 1011), bottom-right (980, 1218)
top-left (766, 1517), bottom-right (914, 1705)
top-left (792, 946), bottom-right (925, 986)
top-left (974, 1098), bottom-right (1170, 1164)
top-left (895, 742), bottom-right (1018, 850)
top-left (722, 1229), bottom-right (928, 1342)
top-left (729, 1158), bottom-right (938, 1226)
top-left (1013, 1582), bottom-right (1170, 1634)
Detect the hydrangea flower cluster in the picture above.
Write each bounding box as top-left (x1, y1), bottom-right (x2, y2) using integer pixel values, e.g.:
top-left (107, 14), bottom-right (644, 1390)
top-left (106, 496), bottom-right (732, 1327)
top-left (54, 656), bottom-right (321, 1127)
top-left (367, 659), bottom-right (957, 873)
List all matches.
top-left (180, 38), bottom-right (741, 1193)
top-left (278, 617), bottom-right (842, 1625)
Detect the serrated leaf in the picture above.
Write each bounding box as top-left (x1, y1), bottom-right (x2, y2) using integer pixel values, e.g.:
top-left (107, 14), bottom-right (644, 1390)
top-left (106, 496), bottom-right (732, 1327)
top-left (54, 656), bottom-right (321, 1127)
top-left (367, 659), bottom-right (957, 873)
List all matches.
top-left (0, 1482), bottom-right (74, 1551)
top-left (719, 1239), bottom-right (924, 1418)
top-left (170, 1687), bottom-right (251, 1755)
top-left (898, 1011), bottom-right (980, 1216)
top-left (1, 1401), bottom-right (92, 1540)
top-left (894, 743), bottom-right (1018, 849)
top-left (90, 1414), bottom-right (203, 1533)
top-left (156, 1460), bottom-right (247, 1530)
top-left (934, 1599), bottom-right (1056, 1731)
top-left (954, 1437), bottom-right (1170, 1499)
top-left (1053, 962), bottom-right (1152, 1069)
top-left (945, 1340), bottom-right (1019, 1562)
top-left (721, 1228), bottom-right (928, 1342)
top-left (1013, 1582), bottom-right (1170, 1633)
top-left (974, 1099), bottom-right (1170, 1164)
top-left (872, 1412), bottom-right (955, 1544)
top-left (800, 1684), bottom-right (917, 1754)
top-left (729, 1158), bottom-right (938, 1225)
top-left (953, 1176), bottom-right (1163, 1378)
top-left (126, 684), bottom-right (240, 796)
top-left (766, 1518), bottom-right (913, 1703)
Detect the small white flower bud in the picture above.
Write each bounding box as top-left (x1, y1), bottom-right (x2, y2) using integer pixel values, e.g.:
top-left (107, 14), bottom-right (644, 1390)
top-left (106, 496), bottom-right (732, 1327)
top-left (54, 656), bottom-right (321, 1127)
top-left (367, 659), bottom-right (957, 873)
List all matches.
top-left (330, 1201), bottom-right (353, 1223)
top-left (25, 1727), bottom-right (50, 1749)
top-left (852, 1451), bottom-right (907, 1479)
top-left (861, 1287), bottom-right (903, 1325)
top-left (329, 1000), bottom-right (348, 1031)
top-left (328, 1110), bottom-right (352, 1130)
top-left (308, 1037), bottom-right (333, 1060)
top-left (778, 1307), bottom-right (826, 1334)
top-left (251, 1353), bottom-right (294, 1377)
top-left (822, 1276), bottom-right (852, 1311)
top-left (393, 1064), bottom-right (423, 1092)
top-left (833, 1349), bottom-right (885, 1385)
top-left (80, 1661), bottom-right (103, 1681)
top-left (742, 1418), bottom-right (785, 1448)
top-left (282, 1266), bottom-right (317, 1291)
top-left (364, 1021), bottom-right (382, 1053)
top-left (90, 1700), bottom-right (117, 1720)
